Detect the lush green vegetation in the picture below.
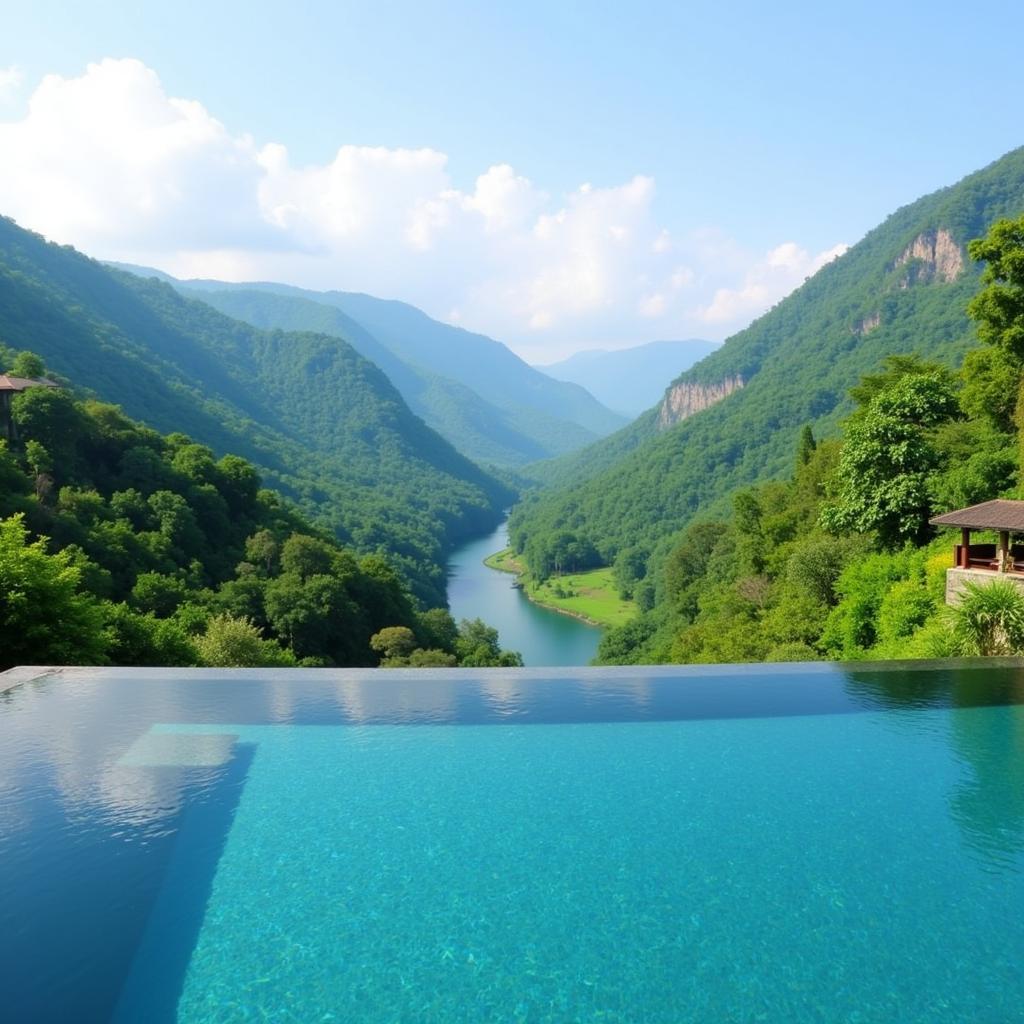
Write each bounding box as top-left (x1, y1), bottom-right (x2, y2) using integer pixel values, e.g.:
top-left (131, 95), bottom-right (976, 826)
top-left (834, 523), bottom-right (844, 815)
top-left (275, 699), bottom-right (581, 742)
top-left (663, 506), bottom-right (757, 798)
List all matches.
top-left (511, 147), bottom-right (1024, 579)
top-left (0, 216), bottom-right (515, 606)
top-left (483, 547), bottom-right (636, 627)
top-left (0, 356), bottom-right (522, 670)
top-left (526, 567), bottom-right (636, 628)
top-left (141, 275), bottom-right (627, 467)
top-left (592, 214), bottom-right (1024, 665)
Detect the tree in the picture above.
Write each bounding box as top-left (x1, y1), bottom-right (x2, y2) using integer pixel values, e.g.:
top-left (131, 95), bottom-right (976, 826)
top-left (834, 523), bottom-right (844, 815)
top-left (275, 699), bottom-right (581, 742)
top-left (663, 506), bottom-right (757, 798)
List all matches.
top-left (821, 372), bottom-right (959, 546)
top-left (103, 602), bottom-right (197, 666)
top-left (662, 521), bottom-right (727, 620)
top-left (732, 490), bottom-right (765, 574)
top-left (264, 571), bottom-right (366, 664)
top-left (967, 216), bottom-right (1024, 360)
top-left (786, 534), bottom-right (862, 606)
top-left (416, 607), bottom-right (459, 653)
top-left (369, 626), bottom-right (417, 662)
top-left (11, 387), bottom-right (81, 467)
top-left (612, 547), bottom-right (647, 599)
top-left (796, 424), bottom-right (817, 466)
top-left (455, 618), bottom-right (523, 667)
top-left (131, 572), bottom-right (190, 617)
top-left (9, 351), bottom-right (45, 379)
top-left (245, 530), bottom-right (280, 574)
top-left (24, 440), bottom-right (53, 501)
top-left (0, 514), bottom-right (108, 668)
top-left (280, 533), bottom-right (337, 580)
top-left (967, 216), bottom-right (1024, 475)
top-left (216, 454), bottom-right (261, 513)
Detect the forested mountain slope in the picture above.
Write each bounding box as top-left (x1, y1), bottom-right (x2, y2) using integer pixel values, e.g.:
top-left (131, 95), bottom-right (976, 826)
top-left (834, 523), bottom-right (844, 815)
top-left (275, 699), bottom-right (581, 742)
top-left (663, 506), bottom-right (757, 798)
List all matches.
top-left (0, 216), bottom-right (511, 604)
top-left (511, 146), bottom-right (1024, 575)
top-left (179, 286), bottom-right (601, 466)
top-left (537, 338), bottom-right (720, 416)
top-left (122, 272), bottom-right (629, 465)
top-left (0, 351), bottom-right (522, 670)
top-left (293, 288), bottom-right (627, 436)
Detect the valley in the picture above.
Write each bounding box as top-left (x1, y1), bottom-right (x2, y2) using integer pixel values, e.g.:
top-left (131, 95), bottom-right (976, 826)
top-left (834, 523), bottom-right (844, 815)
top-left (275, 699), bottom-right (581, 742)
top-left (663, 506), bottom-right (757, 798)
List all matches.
top-left (6, 146), bottom-right (1024, 670)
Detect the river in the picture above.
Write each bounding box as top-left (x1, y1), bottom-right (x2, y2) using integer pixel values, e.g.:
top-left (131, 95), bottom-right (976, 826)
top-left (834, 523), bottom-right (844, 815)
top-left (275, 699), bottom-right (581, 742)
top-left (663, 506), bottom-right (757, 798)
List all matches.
top-left (447, 518), bottom-right (602, 666)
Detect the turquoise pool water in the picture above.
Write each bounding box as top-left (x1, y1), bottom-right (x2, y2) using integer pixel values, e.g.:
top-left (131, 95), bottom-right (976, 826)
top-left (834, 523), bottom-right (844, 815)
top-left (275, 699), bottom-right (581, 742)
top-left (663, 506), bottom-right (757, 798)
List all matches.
top-left (2, 664), bottom-right (1024, 1022)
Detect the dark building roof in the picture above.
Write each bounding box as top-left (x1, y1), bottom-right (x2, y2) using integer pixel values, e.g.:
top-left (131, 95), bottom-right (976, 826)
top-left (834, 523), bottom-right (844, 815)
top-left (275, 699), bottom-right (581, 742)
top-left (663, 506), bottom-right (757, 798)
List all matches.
top-left (0, 375), bottom-right (58, 392)
top-left (930, 499), bottom-right (1024, 532)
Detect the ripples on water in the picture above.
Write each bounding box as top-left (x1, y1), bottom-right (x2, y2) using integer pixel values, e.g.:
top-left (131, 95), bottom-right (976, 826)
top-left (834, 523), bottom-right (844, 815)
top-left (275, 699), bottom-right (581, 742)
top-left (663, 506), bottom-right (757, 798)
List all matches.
top-left (2, 662), bottom-right (1024, 1022)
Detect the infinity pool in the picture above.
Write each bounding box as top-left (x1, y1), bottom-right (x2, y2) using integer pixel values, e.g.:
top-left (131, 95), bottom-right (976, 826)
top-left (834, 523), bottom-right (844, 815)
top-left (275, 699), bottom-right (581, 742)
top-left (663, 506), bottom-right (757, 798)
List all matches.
top-left (2, 663), bottom-right (1023, 1022)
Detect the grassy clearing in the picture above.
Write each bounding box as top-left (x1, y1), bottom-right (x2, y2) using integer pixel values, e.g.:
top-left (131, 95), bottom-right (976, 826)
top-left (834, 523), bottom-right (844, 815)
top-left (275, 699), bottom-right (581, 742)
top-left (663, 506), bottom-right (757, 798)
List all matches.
top-left (482, 549), bottom-right (635, 628)
top-left (527, 568), bottom-right (636, 628)
top-left (483, 548), bottom-right (524, 574)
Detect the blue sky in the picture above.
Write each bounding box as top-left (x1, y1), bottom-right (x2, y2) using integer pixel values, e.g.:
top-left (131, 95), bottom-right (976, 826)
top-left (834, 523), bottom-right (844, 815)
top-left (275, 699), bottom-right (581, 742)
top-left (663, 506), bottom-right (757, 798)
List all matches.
top-left (2, 1), bottom-right (1023, 359)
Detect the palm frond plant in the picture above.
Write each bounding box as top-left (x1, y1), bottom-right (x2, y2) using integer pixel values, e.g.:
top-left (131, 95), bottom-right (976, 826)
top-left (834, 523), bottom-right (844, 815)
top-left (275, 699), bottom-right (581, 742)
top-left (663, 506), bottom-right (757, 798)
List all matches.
top-left (949, 579), bottom-right (1024, 656)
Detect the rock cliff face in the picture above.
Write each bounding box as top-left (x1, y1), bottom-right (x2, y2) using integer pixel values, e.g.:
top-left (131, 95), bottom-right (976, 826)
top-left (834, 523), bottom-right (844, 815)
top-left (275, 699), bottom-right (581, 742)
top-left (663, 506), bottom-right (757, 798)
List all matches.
top-left (853, 312), bottom-right (881, 335)
top-left (893, 228), bottom-right (963, 285)
top-left (658, 375), bottom-right (744, 429)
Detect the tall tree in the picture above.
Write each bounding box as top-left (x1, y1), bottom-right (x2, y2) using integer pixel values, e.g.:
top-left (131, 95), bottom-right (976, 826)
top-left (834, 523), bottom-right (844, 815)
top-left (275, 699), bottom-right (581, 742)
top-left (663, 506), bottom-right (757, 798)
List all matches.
top-left (967, 216), bottom-right (1024, 359)
top-left (967, 216), bottom-right (1024, 473)
top-left (821, 372), bottom-right (959, 546)
top-left (0, 514), bottom-right (108, 669)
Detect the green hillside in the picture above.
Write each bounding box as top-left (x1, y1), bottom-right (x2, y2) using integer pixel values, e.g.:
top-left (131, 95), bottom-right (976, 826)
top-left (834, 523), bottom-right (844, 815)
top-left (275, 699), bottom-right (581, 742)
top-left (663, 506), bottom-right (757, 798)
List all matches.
top-left (129, 273), bottom-right (629, 465)
top-left (179, 285), bottom-right (598, 466)
top-left (298, 289), bottom-right (627, 437)
top-left (511, 147), bottom-right (1024, 578)
top-left (0, 216), bottom-right (512, 605)
top-left (0, 355), bottom-right (522, 670)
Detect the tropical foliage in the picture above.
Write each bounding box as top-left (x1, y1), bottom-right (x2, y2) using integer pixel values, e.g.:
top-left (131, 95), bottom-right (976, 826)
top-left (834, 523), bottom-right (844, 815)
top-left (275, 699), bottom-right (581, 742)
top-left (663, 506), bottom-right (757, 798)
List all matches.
top-left (511, 146), bottom-right (1024, 581)
top-left (0, 215), bottom-right (514, 606)
top-left (589, 215), bottom-right (1024, 665)
top-left (0, 360), bottom-right (521, 670)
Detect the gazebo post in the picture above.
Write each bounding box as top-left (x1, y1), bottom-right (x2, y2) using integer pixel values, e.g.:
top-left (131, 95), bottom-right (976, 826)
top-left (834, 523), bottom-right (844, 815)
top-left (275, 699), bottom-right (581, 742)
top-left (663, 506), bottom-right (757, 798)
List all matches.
top-left (960, 527), bottom-right (970, 568)
top-left (1000, 530), bottom-right (1011, 571)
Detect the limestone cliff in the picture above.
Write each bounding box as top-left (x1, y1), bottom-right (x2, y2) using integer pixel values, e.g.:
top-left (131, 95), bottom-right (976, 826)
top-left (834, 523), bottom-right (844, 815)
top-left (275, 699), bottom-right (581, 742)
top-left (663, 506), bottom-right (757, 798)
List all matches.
top-left (658, 375), bottom-right (744, 429)
top-left (853, 312), bottom-right (881, 335)
top-left (893, 228), bottom-right (963, 285)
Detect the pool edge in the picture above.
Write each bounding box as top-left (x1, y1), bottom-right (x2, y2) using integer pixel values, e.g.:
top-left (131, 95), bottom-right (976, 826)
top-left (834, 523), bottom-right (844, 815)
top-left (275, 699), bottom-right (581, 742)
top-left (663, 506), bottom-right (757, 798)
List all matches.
top-left (0, 665), bottom-right (62, 693)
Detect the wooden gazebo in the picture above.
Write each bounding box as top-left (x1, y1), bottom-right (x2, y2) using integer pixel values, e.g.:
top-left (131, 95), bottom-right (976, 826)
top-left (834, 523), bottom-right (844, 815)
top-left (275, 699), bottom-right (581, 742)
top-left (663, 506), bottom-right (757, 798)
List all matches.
top-left (930, 499), bottom-right (1024, 573)
top-left (0, 374), bottom-right (58, 442)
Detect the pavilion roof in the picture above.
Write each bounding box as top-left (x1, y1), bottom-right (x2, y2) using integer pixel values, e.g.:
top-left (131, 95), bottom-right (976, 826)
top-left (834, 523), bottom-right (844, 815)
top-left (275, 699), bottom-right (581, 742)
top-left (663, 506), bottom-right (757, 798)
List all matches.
top-left (930, 499), bottom-right (1024, 532)
top-left (0, 375), bottom-right (58, 392)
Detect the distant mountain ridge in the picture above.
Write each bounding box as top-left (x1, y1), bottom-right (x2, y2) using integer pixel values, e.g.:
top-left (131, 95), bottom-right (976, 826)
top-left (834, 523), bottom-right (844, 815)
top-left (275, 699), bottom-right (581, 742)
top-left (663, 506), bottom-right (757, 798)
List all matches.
top-left (537, 339), bottom-right (720, 416)
top-left (511, 145), bottom-right (1024, 572)
top-left (109, 265), bottom-right (628, 467)
top-left (0, 218), bottom-right (512, 605)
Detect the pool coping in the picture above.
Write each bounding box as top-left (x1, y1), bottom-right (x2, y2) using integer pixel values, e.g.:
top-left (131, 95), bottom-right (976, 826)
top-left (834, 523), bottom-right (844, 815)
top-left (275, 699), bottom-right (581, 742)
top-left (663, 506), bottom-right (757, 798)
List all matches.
top-left (0, 665), bottom-right (62, 693)
top-left (4, 655), bottom-right (1024, 695)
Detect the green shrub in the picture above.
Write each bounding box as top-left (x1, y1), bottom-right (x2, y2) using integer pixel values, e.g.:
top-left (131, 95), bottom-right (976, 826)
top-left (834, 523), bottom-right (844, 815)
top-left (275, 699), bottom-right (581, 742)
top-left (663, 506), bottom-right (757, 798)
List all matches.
top-left (196, 614), bottom-right (297, 667)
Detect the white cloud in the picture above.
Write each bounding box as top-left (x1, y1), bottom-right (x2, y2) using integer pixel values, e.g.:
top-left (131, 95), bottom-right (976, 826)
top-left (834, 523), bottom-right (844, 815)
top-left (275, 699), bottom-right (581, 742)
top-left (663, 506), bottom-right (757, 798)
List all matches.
top-left (698, 241), bottom-right (848, 326)
top-left (638, 292), bottom-right (667, 317)
top-left (0, 59), bottom-right (847, 359)
top-left (0, 59), bottom-right (273, 251)
top-left (0, 65), bottom-right (22, 106)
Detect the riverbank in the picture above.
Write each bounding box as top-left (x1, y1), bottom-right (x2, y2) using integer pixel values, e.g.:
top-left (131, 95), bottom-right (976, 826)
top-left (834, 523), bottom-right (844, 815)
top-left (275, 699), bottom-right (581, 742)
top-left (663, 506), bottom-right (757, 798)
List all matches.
top-left (448, 520), bottom-right (601, 667)
top-left (483, 548), bottom-right (636, 628)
